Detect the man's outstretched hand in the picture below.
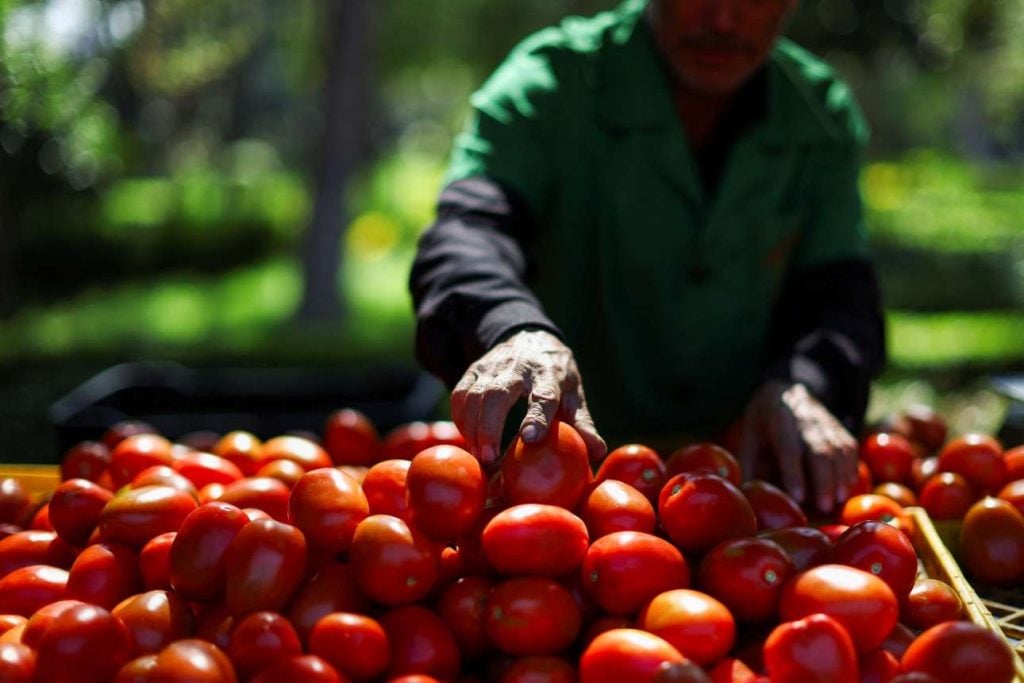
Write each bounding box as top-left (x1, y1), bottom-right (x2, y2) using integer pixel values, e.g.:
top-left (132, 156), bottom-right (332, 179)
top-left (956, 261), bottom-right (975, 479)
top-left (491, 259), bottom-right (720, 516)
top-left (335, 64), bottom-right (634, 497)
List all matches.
top-left (450, 329), bottom-right (607, 465)
top-left (737, 381), bottom-right (859, 514)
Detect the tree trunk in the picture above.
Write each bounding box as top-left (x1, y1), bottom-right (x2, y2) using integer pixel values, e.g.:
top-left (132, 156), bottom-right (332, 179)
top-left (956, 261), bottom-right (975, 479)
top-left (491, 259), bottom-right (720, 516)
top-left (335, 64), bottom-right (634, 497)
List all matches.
top-left (0, 174), bottom-right (16, 319)
top-left (297, 0), bottom-right (374, 323)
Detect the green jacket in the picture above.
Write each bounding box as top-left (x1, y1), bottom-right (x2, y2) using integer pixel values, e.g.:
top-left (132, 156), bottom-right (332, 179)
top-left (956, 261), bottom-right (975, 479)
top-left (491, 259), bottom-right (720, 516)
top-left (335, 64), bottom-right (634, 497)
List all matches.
top-left (436, 0), bottom-right (875, 444)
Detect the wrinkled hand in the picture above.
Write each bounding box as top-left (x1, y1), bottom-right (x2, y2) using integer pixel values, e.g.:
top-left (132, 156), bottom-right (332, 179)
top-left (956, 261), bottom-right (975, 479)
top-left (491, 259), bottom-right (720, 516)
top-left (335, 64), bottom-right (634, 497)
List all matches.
top-left (450, 329), bottom-right (607, 465)
top-left (737, 381), bottom-right (859, 514)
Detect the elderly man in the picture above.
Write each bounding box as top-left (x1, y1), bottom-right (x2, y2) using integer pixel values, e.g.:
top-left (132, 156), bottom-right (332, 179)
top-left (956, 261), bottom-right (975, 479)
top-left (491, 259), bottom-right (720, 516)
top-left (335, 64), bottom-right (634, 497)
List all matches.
top-left (410, 0), bottom-right (885, 513)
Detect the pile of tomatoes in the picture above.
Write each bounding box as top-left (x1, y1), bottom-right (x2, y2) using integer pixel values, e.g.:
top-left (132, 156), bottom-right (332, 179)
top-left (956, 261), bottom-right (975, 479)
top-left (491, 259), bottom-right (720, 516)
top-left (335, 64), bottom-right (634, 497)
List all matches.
top-left (0, 408), bottom-right (1019, 683)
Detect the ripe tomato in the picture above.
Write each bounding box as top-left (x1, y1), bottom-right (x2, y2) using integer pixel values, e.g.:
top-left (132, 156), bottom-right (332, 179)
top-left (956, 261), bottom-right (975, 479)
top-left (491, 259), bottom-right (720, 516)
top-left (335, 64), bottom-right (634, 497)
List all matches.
top-left (145, 639), bottom-right (237, 682)
top-left (740, 480), bottom-right (807, 531)
top-left (482, 504), bottom-right (588, 577)
top-left (485, 576), bottom-right (581, 656)
top-left (850, 460), bottom-right (873, 497)
top-left (249, 655), bottom-right (343, 683)
top-left (227, 611), bottom-right (302, 680)
top-left (288, 468), bottom-right (369, 554)
top-left (0, 642), bottom-right (35, 682)
top-left (763, 613), bottom-right (858, 683)
top-left (384, 421), bottom-right (466, 461)
top-left (831, 520), bottom-right (918, 599)
top-left (911, 455), bottom-right (939, 490)
top-left (579, 480), bottom-right (656, 538)
top-left (861, 433), bottom-right (916, 485)
top-left (637, 589), bottom-right (734, 666)
top-left (581, 531), bottom-right (690, 616)
top-left (859, 648), bottom-right (900, 683)
top-left (594, 444), bottom-right (667, 505)
top-left (757, 526), bottom-right (831, 571)
top-left (20, 599), bottom-right (83, 648)
top-left (286, 561), bottom-right (371, 643)
top-left (579, 628), bottom-right (686, 683)
top-left (0, 564), bottom-right (69, 616)
top-left (102, 420), bottom-right (157, 450)
top-left (212, 430), bottom-right (263, 476)
top-left (959, 496), bottom-right (1024, 585)
top-left (900, 621), bottom-right (1015, 683)
top-left (99, 485), bottom-right (198, 548)
top-left (779, 564), bottom-right (898, 652)
top-left (0, 615), bottom-right (25, 636)
top-left (665, 443), bottom-right (741, 485)
top-left (111, 589), bottom-right (195, 656)
top-left (256, 435), bottom-right (332, 472)
top-left (659, 473), bottom-right (757, 553)
top-left (349, 514), bottom-right (439, 605)
top-left (135, 531), bottom-right (173, 591)
top-left (838, 494), bottom-right (910, 534)
top-left (0, 530), bottom-right (76, 577)
top-left (902, 579), bottom-right (963, 630)
top-left (436, 576), bottom-right (494, 660)
top-left (169, 502), bottom-right (249, 600)
top-left (937, 434), bottom-right (1006, 494)
top-left (309, 612), bottom-right (390, 680)
top-left (34, 603), bottom-right (132, 683)
top-left (872, 482), bottom-right (918, 508)
top-left (379, 605), bottom-right (461, 681)
top-left (255, 459), bottom-right (306, 487)
top-left (997, 478), bottom-right (1024, 515)
top-left (217, 477), bottom-right (291, 522)
top-left (171, 451), bottom-right (243, 488)
top-left (900, 405), bottom-right (948, 453)
top-left (60, 441), bottom-right (111, 484)
top-left (697, 537), bottom-right (795, 623)
top-left (65, 542), bottom-right (141, 609)
top-left (362, 459), bottom-right (413, 521)
top-left (324, 408), bottom-right (381, 466)
top-left (705, 657), bottom-right (761, 683)
top-left (131, 466), bottom-right (197, 496)
top-left (500, 656), bottom-right (576, 683)
top-left (918, 472), bottom-right (974, 520)
top-left (500, 421), bottom-right (592, 510)
top-left (1004, 445), bottom-right (1024, 481)
top-left (407, 445), bottom-right (486, 541)
top-left (225, 518), bottom-right (308, 615)
top-left (109, 434), bottom-right (175, 489)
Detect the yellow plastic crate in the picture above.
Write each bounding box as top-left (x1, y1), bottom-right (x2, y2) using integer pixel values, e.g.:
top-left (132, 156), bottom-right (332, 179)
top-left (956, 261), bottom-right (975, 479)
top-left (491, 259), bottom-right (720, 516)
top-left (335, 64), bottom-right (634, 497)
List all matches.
top-left (0, 464), bottom-right (59, 498)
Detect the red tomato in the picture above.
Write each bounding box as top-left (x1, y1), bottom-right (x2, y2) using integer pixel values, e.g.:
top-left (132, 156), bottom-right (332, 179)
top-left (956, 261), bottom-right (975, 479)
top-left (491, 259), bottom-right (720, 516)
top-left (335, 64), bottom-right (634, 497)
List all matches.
top-left (763, 613), bottom-right (858, 683)
top-left (217, 477), bottom-right (291, 522)
top-left (500, 656), bottom-right (575, 683)
top-left (659, 473), bottom-right (757, 553)
top-left (839, 494), bottom-right (911, 534)
top-left (225, 518), bottom-right (308, 615)
top-left (997, 478), bottom-right (1024, 516)
top-left (910, 455), bottom-right (938, 491)
top-left (98, 485), bottom-right (198, 548)
top-left (171, 451), bottom-right (243, 488)
top-left (757, 526), bottom-right (831, 571)
top-left (937, 434), bottom-right (1006, 494)
top-left (900, 405), bottom-right (948, 453)
top-left (256, 435), bottom-right (332, 472)
top-left (362, 459), bottom-right (413, 520)
top-left (918, 472), bottom-right (974, 520)
top-left (579, 480), bottom-right (656, 538)
top-left (485, 577), bottom-right (581, 656)
top-left (581, 531), bottom-right (690, 616)
top-left (436, 576), bottom-right (494, 661)
top-left (257, 459), bottom-right (307, 487)
top-left (102, 420), bottom-right (158, 450)
top-left (637, 589), bottom-right (734, 666)
top-left (706, 657), bottom-right (761, 683)
top-left (146, 639), bottom-right (237, 682)
top-left (193, 605), bottom-right (236, 652)
top-left (407, 445), bottom-right (486, 541)
top-left (138, 531), bottom-right (175, 590)
top-left (384, 421), bottom-right (467, 461)
top-left (109, 434), bottom-right (175, 489)
top-left (902, 579), bottom-right (963, 630)
top-left (169, 502), bottom-right (249, 600)
top-left (131, 466), bottom-right (198, 496)
top-left (289, 468), bottom-right (368, 554)
top-left (861, 433), bottom-right (916, 485)
top-left (851, 460), bottom-right (873, 497)
top-left (831, 520), bottom-right (918, 598)
top-left (859, 648), bottom-right (900, 683)
top-left (227, 611), bottom-right (302, 680)
top-left (0, 530), bottom-right (76, 577)
top-left (0, 642), bottom-right (35, 682)
top-left (779, 564), bottom-right (898, 653)
top-left (309, 612), bottom-right (390, 680)
top-left (249, 655), bottom-right (343, 683)
top-left (665, 443), bottom-right (741, 485)
top-left (111, 589), bottom-right (195, 656)
top-left (0, 615), bottom-right (25, 636)
top-left (34, 603), bottom-right (132, 683)
top-left (349, 514), bottom-right (439, 605)
top-left (501, 421), bottom-right (592, 510)
top-left (594, 444), bottom-right (667, 505)
top-left (1004, 446), bottom-right (1024, 481)
top-left (900, 621), bottom-right (1015, 683)
top-left (324, 408), bottom-right (381, 466)
top-left (482, 504), bottom-right (589, 577)
top-left (740, 480), bottom-right (807, 530)
top-left (697, 537), bottom-right (795, 623)
top-left (65, 542), bottom-right (141, 609)
top-left (286, 561), bottom-right (371, 643)
top-left (872, 482), bottom-right (918, 508)
top-left (60, 441), bottom-right (111, 484)
top-left (379, 605), bottom-right (461, 681)
top-left (20, 599), bottom-right (84, 648)
top-left (579, 628), bottom-right (686, 683)
top-left (959, 496), bottom-right (1024, 585)
top-left (212, 430), bottom-right (263, 477)
top-left (0, 564), bottom-right (69, 616)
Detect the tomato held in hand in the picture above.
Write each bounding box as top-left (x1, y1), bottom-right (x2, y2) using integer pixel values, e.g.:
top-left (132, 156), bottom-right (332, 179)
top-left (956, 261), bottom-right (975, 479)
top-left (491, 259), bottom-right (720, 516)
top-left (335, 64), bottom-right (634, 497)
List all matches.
top-left (501, 421), bottom-right (592, 510)
top-left (659, 473), bottom-right (757, 553)
top-left (831, 520), bottom-right (918, 599)
top-left (482, 504), bottom-right (589, 577)
top-left (637, 589), bottom-right (735, 666)
top-left (764, 613), bottom-right (859, 683)
top-left (407, 445), bottom-right (486, 542)
top-left (900, 621), bottom-right (1015, 683)
top-left (959, 496), bottom-right (1024, 585)
top-left (485, 577), bottom-right (581, 656)
top-left (697, 537), bottom-right (795, 623)
top-left (288, 468), bottom-right (369, 554)
top-left (937, 434), bottom-right (1006, 494)
top-left (225, 518), bottom-right (308, 616)
top-left (594, 444), bottom-right (666, 505)
top-left (581, 531), bottom-right (690, 616)
top-left (579, 628), bottom-right (686, 683)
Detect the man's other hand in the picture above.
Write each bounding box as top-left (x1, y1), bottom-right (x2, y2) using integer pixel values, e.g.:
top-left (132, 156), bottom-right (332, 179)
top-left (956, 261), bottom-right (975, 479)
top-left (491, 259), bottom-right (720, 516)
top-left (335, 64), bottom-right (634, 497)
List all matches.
top-left (450, 329), bottom-right (607, 465)
top-left (737, 381), bottom-right (859, 514)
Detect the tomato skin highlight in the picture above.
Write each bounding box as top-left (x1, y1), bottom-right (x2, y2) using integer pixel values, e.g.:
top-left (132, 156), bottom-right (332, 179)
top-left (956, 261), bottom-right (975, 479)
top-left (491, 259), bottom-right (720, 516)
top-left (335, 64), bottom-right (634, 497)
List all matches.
top-left (111, 589), bottom-right (195, 657)
top-left (349, 514), bottom-right (439, 605)
top-left (579, 628), bottom-right (686, 683)
top-left (0, 564), bottom-right (69, 616)
top-left (98, 485), bottom-right (198, 549)
top-left (637, 588), bottom-right (735, 666)
top-left (831, 520), bottom-right (918, 599)
top-left (34, 603), bottom-right (133, 683)
top-left (938, 433), bottom-right (1006, 494)
top-left (579, 479), bottom-right (656, 538)
top-left (482, 504), bottom-right (589, 577)
top-left (764, 613), bottom-right (859, 683)
top-left (501, 421), bottom-right (592, 510)
top-left (224, 518), bottom-right (308, 616)
top-left (309, 612), bottom-right (390, 680)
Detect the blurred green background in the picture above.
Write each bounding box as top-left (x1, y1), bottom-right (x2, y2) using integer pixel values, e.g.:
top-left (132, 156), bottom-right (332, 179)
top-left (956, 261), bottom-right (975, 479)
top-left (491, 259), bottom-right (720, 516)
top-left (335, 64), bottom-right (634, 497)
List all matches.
top-left (1, 0), bottom-right (1023, 460)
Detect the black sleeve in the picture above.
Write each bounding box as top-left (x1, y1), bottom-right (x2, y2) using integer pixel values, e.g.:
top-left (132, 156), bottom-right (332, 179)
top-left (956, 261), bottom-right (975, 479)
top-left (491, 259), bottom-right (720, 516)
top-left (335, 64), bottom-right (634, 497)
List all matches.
top-left (409, 176), bottom-right (562, 388)
top-left (764, 258), bottom-right (886, 434)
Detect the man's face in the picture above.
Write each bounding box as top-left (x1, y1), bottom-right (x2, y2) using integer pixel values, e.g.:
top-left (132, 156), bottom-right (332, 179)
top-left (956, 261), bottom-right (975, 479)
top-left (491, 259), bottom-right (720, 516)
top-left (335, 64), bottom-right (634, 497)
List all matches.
top-left (648, 0), bottom-right (798, 95)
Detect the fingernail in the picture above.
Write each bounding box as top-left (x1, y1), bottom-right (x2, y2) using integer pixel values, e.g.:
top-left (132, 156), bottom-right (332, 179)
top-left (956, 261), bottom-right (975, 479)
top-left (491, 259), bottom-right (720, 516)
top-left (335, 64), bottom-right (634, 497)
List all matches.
top-left (481, 445), bottom-right (496, 463)
top-left (521, 425), bottom-right (539, 442)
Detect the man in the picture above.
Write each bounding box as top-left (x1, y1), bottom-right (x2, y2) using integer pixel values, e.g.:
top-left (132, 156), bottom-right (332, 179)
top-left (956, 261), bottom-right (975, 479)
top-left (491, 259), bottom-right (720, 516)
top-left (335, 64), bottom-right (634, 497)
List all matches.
top-left (410, 0), bottom-right (885, 513)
